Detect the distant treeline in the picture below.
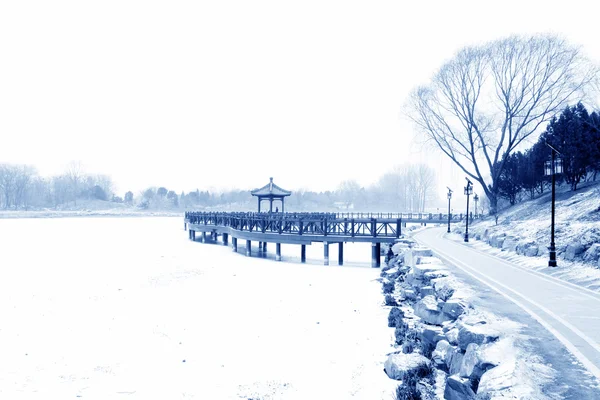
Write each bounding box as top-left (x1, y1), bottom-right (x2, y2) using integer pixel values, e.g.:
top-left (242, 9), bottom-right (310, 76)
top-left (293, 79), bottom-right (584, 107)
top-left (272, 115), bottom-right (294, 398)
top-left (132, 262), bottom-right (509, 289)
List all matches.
top-left (495, 103), bottom-right (600, 205)
top-left (0, 162), bottom-right (439, 213)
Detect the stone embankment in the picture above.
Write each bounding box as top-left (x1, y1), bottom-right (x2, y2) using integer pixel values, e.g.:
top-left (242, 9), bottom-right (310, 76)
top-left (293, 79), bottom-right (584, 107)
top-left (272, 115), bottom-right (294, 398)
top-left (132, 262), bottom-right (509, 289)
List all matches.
top-left (380, 239), bottom-right (544, 399)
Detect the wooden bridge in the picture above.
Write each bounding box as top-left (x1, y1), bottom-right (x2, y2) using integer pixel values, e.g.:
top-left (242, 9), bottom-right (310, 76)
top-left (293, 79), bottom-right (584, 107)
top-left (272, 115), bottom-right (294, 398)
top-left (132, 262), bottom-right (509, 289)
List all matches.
top-left (184, 211), bottom-right (475, 267)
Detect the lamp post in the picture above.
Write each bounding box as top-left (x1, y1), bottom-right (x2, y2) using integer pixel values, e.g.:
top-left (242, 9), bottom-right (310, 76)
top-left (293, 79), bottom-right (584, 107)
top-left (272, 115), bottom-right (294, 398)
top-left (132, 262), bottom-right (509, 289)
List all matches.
top-left (447, 187), bottom-right (453, 233)
top-left (473, 194), bottom-right (479, 219)
top-left (544, 143), bottom-right (563, 267)
top-left (464, 178), bottom-right (473, 242)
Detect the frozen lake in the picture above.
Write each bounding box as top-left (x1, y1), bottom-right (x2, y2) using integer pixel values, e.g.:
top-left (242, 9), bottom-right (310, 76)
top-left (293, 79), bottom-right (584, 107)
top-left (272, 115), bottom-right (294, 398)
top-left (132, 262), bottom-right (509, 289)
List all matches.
top-left (0, 217), bottom-right (396, 399)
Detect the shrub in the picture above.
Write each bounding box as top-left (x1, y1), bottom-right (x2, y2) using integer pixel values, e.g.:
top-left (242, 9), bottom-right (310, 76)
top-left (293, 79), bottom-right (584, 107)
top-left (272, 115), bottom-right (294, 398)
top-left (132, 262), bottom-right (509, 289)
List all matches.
top-left (388, 307), bottom-right (405, 327)
top-left (394, 320), bottom-right (409, 345)
top-left (385, 294), bottom-right (398, 306)
top-left (383, 280), bottom-right (395, 294)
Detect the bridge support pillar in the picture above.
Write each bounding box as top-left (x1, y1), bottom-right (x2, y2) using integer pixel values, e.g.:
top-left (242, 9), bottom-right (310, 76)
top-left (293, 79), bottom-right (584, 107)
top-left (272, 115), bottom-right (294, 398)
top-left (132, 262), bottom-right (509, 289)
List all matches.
top-left (276, 243), bottom-right (281, 261)
top-left (246, 240), bottom-right (251, 256)
top-left (262, 242), bottom-right (267, 253)
top-left (371, 242), bottom-right (381, 268)
top-left (324, 242), bottom-right (329, 266)
top-left (188, 229), bottom-right (192, 240)
top-left (338, 242), bottom-right (343, 266)
top-left (202, 232), bottom-right (206, 243)
top-left (184, 222), bottom-right (187, 231)
top-left (232, 237), bottom-right (237, 252)
top-left (301, 245), bottom-right (306, 263)
top-left (223, 233), bottom-right (228, 246)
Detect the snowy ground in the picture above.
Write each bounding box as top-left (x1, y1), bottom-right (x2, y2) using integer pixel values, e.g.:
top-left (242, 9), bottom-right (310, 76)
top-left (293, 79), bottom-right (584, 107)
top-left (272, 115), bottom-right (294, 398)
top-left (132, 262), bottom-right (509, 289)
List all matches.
top-left (0, 217), bottom-right (397, 399)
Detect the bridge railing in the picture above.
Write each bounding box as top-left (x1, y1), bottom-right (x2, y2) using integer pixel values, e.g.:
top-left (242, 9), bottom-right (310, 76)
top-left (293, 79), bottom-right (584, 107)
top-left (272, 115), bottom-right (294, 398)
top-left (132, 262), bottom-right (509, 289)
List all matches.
top-left (184, 211), bottom-right (480, 239)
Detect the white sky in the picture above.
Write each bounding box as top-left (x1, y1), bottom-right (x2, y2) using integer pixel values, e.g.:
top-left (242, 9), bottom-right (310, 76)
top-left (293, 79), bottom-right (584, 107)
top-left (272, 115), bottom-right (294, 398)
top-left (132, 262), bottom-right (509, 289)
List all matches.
top-left (1, 1), bottom-right (599, 198)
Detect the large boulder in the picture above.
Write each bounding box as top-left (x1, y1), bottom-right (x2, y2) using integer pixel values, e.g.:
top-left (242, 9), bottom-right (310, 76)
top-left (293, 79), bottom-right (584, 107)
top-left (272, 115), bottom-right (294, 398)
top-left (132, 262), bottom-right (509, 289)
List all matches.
top-left (457, 323), bottom-right (500, 351)
top-left (431, 340), bottom-right (453, 369)
top-left (444, 374), bottom-right (476, 400)
top-left (446, 328), bottom-right (459, 346)
top-left (583, 243), bottom-right (600, 263)
top-left (477, 359), bottom-right (517, 394)
top-left (501, 236), bottom-right (518, 252)
top-left (413, 262), bottom-right (448, 280)
top-left (524, 245), bottom-right (539, 257)
top-left (448, 347), bottom-right (464, 375)
top-left (565, 242), bottom-right (585, 261)
top-left (442, 300), bottom-right (467, 320)
top-left (383, 352), bottom-right (430, 381)
top-left (459, 343), bottom-right (484, 380)
top-left (414, 295), bottom-right (452, 326)
top-left (405, 247), bottom-right (433, 267)
top-left (420, 286), bottom-right (435, 297)
top-left (419, 324), bottom-right (445, 348)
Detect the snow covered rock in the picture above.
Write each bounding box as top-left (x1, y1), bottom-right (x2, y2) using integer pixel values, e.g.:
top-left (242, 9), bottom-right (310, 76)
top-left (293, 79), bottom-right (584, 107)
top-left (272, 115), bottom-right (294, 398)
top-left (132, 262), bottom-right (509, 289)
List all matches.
top-left (446, 327), bottom-right (459, 346)
top-left (501, 236), bottom-right (518, 252)
top-left (405, 247), bottom-right (433, 267)
top-left (414, 295), bottom-right (452, 326)
top-left (444, 374), bottom-right (476, 400)
top-left (477, 359), bottom-right (518, 394)
top-left (442, 300), bottom-right (467, 320)
top-left (448, 347), bottom-right (464, 375)
top-left (457, 323), bottom-right (500, 351)
top-left (565, 242), bottom-right (585, 260)
top-left (383, 352), bottom-right (430, 381)
top-left (489, 234), bottom-right (506, 248)
top-left (401, 288), bottom-right (417, 301)
top-left (419, 324), bottom-right (445, 347)
top-left (583, 243), bottom-right (600, 263)
top-left (432, 340), bottom-right (453, 369)
top-left (524, 245), bottom-right (539, 257)
top-left (459, 343), bottom-right (484, 380)
top-left (413, 262), bottom-right (448, 282)
top-left (420, 286), bottom-right (435, 297)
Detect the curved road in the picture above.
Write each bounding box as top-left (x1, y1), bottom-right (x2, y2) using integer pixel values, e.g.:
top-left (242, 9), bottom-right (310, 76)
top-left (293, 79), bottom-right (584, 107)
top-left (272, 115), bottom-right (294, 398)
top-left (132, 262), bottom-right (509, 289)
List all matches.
top-left (414, 227), bottom-right (600, 381)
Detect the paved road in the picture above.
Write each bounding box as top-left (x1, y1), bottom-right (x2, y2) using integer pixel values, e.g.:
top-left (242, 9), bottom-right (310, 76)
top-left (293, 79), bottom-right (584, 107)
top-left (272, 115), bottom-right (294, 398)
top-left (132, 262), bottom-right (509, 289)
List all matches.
top-left (414, 227), bottom-right (600, 382)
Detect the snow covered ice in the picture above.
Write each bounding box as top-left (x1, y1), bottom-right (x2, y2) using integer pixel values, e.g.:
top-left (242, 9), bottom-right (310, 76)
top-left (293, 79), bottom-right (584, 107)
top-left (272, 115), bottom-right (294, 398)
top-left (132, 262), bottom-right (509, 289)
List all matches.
top-left (0, 217), bottom-right (397, 399)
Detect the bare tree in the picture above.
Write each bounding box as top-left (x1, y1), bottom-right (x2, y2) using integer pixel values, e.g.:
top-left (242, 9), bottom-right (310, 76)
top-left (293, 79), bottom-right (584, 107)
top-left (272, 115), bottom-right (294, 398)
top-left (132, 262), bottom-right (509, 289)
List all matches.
top-left (337, 180), bottom-right (361, 209)
top-left (407, 34), bottom-right (598, 213)
top-left (66, 161), bottom-right (84, 206)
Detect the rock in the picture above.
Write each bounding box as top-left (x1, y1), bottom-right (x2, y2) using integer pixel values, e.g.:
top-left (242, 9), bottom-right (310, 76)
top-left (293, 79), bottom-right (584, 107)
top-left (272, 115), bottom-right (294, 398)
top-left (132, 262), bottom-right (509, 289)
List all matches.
top-left (583, 243), bottom-right (600, 263)
top-left (419, 324), bottom-right (445, 347)
top-left (442, 300), bottom-right (467, 320)
top-left (423, 270), bottom-right (449, 281)
top-left (446, 328), bottom-right (459, 346)
top-left (414, 295), bottom-right (452, 326)
top-left (401, 288), bottom-right (418, 301)
top-left (448, 347), bottom-right (464, 375)
top-left (565, 242), bottom-right (585, 260)
top-left (420, 286), bottom-right (435, 297)
top-left (444, 374), bottom-right (476, 400)
top-left (489, 235), bottom-right (506, 248)
top-left (524, 245), bottom-right (539, 257)
top-left (459, 343), bottom-right (482, 379)
top-left (475, 233), bottom-right (481, 241)
top-left (501, 236), bottom-right (518, 252)
top-left (413, 262), bottom-right (448, 280)
top-left (383, 352), bottom-right (430, 381)
top-left (388, 307), bottom-right (405, 328)
top-left (381, 266), bottom-right (399, 278)
top-left (477, 359), bottom-right (517, 394)
top-left (457, 323), bottom-right (500, 351)
top-left (405, 247), bottom-right (433, 267)
top-left (432, 340), bottom-right (453, 369)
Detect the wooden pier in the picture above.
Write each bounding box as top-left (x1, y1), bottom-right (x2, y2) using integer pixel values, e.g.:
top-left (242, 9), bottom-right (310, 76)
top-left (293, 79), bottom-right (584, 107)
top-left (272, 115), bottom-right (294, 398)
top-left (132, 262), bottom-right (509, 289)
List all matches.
top-left (184, 211), bottom-right (475, 267)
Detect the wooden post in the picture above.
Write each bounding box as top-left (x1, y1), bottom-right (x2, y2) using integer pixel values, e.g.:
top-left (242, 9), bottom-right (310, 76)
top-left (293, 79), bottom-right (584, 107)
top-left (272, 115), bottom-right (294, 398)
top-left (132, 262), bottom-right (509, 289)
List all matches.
top-left (376, 242), bottom-right (381, 268)
top-left (232, 237), bottom-right (238, 252)
top-left (301, 244), bottom-right (306, 263)
top-left (246, 240), bottom-right (251, 256)
top-left (371, 243), bottom-right (378, 268)
top-left (324, 242), bottom-right (329, 266)
top-left (276, 243), bottom-right (281, 261)
top-left (223, 233), bottom-right (228, 246)
top-left (338, 242), bottom-right (343, 266)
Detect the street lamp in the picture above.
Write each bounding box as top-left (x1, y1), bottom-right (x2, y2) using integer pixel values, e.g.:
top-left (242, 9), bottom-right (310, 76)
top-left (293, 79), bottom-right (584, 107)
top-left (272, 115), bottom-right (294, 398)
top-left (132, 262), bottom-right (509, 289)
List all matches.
top-left (464, 178), bottom-right (473, 242)
top-left (544, 142), bottom-right (563, 267)
top-left (447, 187), bottom-right (453, 233)
top-left (473, 194), bottom-right (479, 219)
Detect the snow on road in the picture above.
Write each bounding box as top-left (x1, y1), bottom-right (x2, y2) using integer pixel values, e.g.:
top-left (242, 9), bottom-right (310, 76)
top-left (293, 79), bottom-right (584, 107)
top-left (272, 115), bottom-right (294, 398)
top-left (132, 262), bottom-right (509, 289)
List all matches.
top-left (414, 227), bottom-right (600, 389)
top-left (0, 217), bottom-right (397, 399)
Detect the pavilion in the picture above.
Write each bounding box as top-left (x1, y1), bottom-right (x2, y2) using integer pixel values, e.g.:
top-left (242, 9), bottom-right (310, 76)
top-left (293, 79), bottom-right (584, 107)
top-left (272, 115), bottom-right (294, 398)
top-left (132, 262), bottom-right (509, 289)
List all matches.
top-left (251, 177), bottom-right (291, 213)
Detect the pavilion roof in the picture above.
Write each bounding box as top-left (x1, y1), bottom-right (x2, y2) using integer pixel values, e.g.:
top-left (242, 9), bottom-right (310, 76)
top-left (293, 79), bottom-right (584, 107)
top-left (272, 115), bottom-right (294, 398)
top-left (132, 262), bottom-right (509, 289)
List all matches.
top-left (251, 177), bottom-right (291, 197)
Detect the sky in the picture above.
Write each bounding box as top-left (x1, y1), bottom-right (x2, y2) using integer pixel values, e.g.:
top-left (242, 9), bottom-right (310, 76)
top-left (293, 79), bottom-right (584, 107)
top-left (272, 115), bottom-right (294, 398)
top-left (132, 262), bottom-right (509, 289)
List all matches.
top-left (1, 1), bottom-right (599, 199)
